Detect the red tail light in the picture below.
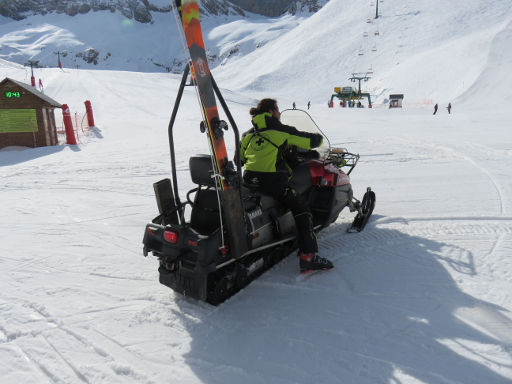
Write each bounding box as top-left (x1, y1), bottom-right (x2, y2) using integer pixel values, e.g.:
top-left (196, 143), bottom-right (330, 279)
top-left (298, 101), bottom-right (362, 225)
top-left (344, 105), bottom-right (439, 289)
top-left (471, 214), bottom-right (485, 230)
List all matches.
top-left (163, 230), bottom-right (179, 244)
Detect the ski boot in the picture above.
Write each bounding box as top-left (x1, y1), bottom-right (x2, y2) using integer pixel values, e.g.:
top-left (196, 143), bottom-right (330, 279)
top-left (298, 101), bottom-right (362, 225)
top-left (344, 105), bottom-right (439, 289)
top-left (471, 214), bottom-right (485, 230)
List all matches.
top-left (299, 253), bottom-right (334, 274)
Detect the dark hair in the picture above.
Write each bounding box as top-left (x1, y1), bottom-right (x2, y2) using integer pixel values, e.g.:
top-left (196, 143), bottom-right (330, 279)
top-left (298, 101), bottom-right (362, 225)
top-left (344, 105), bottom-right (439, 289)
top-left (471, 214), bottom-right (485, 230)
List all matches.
top-left (250, 98), bottom-right (277, 116)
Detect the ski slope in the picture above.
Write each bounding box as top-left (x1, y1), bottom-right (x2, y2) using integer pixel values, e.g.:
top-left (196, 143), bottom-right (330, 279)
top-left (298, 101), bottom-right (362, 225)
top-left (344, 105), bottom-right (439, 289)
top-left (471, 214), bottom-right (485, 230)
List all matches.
top-left (1, 0), bottom-right (512, 383)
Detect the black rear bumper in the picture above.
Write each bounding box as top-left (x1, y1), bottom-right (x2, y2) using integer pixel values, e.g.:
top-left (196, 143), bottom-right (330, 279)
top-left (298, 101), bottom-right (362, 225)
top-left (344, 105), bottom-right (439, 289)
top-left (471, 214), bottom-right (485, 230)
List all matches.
top-left (143, 222), bottom-right (226, 301)
top-left (158, 263), bottom-right (209, 301)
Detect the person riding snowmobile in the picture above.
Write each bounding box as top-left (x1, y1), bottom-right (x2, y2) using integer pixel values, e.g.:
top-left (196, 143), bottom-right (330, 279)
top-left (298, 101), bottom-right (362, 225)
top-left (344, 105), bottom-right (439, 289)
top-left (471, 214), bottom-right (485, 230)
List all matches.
top-left (240, 98), bottom-right (334, 273)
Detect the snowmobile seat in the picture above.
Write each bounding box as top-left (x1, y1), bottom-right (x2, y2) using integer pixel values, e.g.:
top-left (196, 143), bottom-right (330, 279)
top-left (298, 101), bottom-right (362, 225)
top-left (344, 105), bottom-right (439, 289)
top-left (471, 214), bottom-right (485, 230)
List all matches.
top-left (189, 154), bottom-right (215, 187)
top-left (188, 155), bottom-right (222, 234)
top-left (242, 181), bottom-right (275, 200)
top-left (241, 185), bottom-right (281, 214)
top-left (190, 187), bottom-right (220, 235)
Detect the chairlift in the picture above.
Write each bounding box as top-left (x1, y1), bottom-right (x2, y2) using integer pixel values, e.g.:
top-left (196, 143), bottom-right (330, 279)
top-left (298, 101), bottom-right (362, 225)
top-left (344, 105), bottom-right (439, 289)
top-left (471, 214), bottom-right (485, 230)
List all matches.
top-left (371, 45), bottom-right (377, 52)
top-left (363, 32), bottom-right (369, 37)
top-left (358, 51), bottom-right (365, 56)
top-left (366, 18), bottom-right (372, 23)
top-left (374, 30), bottom-right (380, 36)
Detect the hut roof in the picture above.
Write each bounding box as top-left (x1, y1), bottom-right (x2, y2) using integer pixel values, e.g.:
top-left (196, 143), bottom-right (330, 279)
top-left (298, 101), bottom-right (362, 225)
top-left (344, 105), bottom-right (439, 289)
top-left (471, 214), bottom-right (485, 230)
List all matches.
top-left (0, 77), bottom-right (62, 108)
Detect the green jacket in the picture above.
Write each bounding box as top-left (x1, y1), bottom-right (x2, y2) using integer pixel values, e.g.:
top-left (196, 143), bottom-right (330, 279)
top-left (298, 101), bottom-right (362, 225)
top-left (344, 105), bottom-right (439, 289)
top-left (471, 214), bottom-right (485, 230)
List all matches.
top-left (240, 112), bottom-right (323, 173)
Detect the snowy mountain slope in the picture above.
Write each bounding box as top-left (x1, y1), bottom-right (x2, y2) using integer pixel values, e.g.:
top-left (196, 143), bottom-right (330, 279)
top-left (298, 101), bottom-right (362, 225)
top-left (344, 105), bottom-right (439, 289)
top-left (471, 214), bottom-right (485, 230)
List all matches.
top-left (1, 0), bottom-right (512, 383)
top-left (455, 19), bottom-right (512, 109)
top-left (216, 0), bottom-right (512, 106)
top-left (0, 11), bottom-right (185, 72)
top-left (0, 0), bottom-right (320, 73)
top-left (1, 0), bottom-right (510, 106)
top-left (0, 1), bottom-right (236, 72)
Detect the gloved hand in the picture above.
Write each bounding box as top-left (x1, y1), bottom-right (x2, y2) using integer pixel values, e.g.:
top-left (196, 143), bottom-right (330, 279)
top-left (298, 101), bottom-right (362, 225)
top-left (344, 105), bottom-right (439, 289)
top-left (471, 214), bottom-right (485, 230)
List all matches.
top-left (310, 133), bottom-right (323, 148)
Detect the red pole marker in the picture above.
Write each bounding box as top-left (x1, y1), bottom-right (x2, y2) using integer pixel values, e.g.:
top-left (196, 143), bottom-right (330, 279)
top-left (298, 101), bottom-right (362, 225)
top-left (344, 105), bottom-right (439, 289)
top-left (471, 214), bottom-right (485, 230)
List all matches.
top-left (84, 100), bottom-right (95, 127)
top-left (62, 104), bottom-right (77, 145)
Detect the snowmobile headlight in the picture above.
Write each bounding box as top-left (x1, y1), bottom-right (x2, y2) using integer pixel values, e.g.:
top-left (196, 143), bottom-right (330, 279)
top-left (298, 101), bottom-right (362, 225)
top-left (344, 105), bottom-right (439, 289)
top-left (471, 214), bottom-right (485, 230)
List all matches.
top-left (163, 229), bottom-right (179, 244)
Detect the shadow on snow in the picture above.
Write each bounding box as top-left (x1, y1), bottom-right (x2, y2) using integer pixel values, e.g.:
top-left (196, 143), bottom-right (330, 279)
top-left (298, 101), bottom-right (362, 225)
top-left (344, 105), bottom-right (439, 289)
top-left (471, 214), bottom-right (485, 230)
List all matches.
top-left (0, 144), bottom-right (80, 167)
top-left (171, 220), bottom-right (511, 384)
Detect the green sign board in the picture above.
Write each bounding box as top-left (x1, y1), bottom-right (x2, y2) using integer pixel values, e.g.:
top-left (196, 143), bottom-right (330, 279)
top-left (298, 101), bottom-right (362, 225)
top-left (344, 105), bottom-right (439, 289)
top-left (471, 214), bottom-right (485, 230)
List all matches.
top-left (4, 91), bottom-right (21, 99)
top-left (0, 109), bottom-right (38, 134)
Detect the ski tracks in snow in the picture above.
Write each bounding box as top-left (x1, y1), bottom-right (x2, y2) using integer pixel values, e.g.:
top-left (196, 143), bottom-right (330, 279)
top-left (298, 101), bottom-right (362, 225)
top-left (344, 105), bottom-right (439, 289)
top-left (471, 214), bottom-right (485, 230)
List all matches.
top-left (387, 136), bottom-right (508, 216)
top-left (0, 288), bottom-right (188, 383)
top-left (436, 144), bottom-right (505, 216)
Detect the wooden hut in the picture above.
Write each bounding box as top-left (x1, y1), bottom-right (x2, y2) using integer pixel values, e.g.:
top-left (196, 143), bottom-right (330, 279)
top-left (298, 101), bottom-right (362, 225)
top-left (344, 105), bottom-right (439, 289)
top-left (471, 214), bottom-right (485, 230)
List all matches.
top-left (0, 77), bottom-right (61, 150)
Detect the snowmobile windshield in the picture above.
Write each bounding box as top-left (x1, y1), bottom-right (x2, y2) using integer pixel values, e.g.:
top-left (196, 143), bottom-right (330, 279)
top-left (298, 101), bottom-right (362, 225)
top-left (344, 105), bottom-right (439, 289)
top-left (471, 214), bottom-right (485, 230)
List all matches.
top-left (280, 109), bottom-right (330, 159)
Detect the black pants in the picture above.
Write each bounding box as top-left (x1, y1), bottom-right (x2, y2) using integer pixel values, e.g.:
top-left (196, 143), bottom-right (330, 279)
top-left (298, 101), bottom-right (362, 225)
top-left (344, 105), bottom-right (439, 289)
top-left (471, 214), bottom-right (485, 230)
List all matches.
top-left (244, 171), bottom-right (317, 254)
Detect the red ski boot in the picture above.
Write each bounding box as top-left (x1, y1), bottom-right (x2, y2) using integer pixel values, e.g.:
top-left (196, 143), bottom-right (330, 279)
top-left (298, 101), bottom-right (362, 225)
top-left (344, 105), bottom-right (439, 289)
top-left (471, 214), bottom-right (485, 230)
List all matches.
top-left (299, 253), bottom-right (334, 274)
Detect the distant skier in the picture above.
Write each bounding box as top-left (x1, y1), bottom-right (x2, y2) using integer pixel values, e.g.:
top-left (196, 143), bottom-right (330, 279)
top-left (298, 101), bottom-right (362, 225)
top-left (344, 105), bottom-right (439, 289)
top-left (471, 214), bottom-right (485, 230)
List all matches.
top-left (292, 101), bottom-right (296, 109)
top-left (433, 103), bottom-right (438, 115)
top-left (307, 101), bottom-right (311, 110)
top-left (447, 103), bottom-right (452, 114)
top-left (240, 98), bottom-right (333, 273)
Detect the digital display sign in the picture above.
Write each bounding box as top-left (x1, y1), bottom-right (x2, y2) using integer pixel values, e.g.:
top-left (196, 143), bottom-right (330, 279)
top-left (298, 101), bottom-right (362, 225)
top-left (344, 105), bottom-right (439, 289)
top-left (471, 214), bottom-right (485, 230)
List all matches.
top-left (4, 91), bottom-right (21, 98)
top-left (0, 109), bottom-right (38, 133)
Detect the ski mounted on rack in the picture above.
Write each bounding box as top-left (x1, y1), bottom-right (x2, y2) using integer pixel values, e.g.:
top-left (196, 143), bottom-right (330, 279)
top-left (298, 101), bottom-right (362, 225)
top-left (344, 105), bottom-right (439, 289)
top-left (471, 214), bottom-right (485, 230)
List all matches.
top-left (174, 0), bottom-right (248, 258)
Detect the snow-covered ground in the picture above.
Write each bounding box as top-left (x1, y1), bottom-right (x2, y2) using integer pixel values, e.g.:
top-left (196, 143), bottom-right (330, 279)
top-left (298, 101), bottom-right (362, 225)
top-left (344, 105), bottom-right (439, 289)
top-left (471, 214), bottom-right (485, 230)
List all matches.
top-left (1, 0), bottom-right (512, 383)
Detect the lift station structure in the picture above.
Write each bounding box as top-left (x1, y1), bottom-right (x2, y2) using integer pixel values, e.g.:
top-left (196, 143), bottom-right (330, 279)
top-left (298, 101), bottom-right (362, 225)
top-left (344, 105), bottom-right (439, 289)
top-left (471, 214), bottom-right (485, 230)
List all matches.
top-left (329, 72), bottom-right (373, 108)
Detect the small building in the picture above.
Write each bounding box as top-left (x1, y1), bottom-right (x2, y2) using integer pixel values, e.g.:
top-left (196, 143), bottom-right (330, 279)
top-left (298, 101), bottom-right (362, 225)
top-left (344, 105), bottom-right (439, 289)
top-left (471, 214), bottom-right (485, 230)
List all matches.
top-left (0, 77), bottom-right (61, 150)
top-left (389, 94), bottom-right (404, 108)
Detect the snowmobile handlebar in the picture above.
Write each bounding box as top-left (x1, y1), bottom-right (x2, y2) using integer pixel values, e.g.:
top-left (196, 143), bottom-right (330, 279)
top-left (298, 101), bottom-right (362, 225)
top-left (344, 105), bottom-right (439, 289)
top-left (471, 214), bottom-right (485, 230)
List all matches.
top-left (291, 146), bottom-right (359, 175)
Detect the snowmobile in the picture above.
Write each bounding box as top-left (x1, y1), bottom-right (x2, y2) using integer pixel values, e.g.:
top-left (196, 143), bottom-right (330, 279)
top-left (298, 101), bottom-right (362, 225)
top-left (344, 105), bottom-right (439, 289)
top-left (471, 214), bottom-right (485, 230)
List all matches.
top-left (142, 75), bottom-right (375, 306)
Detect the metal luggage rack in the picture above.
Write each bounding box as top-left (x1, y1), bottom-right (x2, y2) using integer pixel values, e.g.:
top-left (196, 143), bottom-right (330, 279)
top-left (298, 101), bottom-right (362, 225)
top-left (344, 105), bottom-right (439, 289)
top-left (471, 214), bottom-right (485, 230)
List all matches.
top-left (328, 148), bottom-right (360, 174)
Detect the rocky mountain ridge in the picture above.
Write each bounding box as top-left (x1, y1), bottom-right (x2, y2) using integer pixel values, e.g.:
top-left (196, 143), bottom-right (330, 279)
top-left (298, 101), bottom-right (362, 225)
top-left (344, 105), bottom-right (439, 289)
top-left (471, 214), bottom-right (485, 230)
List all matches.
top-left (0, 0), bottom-right (245, 23)
top-left (0, 0), bottom-right (325, 21)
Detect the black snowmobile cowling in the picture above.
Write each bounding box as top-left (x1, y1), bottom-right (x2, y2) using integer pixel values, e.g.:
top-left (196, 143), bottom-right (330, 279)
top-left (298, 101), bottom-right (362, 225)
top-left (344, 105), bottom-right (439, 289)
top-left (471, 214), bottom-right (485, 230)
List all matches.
top-left (142, 106), bottom-right (375, 305)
